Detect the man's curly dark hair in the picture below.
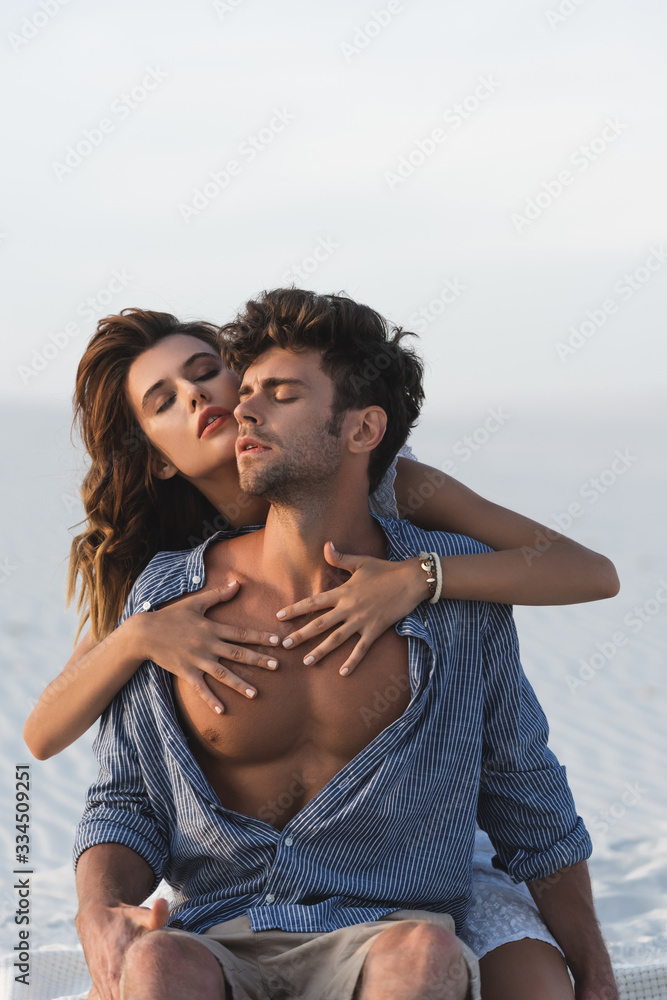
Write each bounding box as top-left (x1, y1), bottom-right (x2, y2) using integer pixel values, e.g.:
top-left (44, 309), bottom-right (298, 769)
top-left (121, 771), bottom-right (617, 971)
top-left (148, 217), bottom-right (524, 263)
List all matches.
top-left (219, 288), bottom-right (425, 493)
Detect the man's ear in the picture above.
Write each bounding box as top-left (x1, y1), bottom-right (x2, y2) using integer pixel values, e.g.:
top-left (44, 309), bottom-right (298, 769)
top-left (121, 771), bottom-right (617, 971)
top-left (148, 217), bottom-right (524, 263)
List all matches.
top-left (346, 406), bottom-right (387, 455)
top-left (150, 453), bottom-right (179, 481)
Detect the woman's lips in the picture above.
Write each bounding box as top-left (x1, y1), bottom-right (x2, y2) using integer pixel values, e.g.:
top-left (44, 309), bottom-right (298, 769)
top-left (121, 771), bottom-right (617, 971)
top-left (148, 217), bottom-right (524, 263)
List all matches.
top-left (200, 414), bottom-right (232, 439)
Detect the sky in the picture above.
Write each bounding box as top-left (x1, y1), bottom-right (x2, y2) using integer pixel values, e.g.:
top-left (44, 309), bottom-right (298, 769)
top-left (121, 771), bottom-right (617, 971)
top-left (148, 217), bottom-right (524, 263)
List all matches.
top-left (1, 0), bottom-right (666, 415)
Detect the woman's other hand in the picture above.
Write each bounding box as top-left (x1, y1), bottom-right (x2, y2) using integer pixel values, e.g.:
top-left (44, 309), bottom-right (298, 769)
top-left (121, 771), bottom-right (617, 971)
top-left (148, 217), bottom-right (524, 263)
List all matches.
top-left (275, 542), bottom-right (430, 676)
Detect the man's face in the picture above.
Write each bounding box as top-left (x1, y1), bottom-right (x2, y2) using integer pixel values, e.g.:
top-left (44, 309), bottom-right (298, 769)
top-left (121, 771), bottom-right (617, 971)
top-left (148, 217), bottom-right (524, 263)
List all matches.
top-left (234, 346), bottom-right (346, 503)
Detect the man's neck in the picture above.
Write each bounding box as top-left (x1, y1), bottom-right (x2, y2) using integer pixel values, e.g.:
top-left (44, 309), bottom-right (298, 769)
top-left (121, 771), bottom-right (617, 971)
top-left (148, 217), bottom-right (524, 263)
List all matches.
top-left (255, 488), bottom-right (387, 600)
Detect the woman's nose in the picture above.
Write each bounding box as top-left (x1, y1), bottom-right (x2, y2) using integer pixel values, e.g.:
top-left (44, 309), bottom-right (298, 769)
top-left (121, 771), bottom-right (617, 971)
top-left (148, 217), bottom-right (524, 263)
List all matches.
top-left (189, 383), bottom-right (210, 407)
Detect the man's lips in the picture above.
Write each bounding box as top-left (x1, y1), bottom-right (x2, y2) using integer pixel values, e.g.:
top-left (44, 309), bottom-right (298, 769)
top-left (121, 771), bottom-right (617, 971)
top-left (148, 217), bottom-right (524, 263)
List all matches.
top-left (236, 436), bottom-right (272, 458)
top-left (198, 407), bottom-right (233, 439)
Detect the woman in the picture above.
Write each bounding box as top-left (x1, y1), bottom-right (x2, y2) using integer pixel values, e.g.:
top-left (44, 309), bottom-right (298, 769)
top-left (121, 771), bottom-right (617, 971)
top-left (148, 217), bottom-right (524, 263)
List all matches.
top-left (25, 304), bottom-right (618, 999)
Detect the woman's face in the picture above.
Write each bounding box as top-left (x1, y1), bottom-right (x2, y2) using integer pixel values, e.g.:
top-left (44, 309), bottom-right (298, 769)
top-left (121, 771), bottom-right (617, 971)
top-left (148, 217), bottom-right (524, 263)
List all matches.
top-left (125, 334), bottom-right (241, 482)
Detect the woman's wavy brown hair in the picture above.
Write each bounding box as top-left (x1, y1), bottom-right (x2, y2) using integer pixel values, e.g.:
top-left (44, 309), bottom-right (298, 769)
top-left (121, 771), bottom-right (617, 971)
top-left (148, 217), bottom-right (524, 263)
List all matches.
top-left (66, 308), bottom-right (227, 644)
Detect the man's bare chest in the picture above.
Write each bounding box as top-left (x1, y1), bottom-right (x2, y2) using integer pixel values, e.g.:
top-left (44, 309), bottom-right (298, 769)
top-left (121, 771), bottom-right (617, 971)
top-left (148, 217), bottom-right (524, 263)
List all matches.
top-left (173, 582), bottom-right (411, 765)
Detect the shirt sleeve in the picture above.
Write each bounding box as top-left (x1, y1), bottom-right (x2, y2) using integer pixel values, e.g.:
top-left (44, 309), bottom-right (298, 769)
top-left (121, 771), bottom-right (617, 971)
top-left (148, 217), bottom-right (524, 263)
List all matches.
top-left (476, 601), bottom-right (592, 883)
top-left (369, 442), bottom-right (419, 519)
top-left (73, 687), bottom-right (169, 892)
top-left (73, 579), bottom-right (167, 887)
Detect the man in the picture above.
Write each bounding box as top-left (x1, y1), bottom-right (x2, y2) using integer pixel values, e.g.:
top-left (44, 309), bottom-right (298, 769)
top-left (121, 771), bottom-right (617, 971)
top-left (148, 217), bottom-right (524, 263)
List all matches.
top-left (74, 289), bottom-right (616, 1000)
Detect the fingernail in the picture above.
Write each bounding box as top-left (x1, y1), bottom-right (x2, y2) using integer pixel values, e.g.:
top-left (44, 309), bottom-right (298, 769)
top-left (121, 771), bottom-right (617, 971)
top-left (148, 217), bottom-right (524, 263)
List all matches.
top-left (214, 706), bottom-right (223, 714)
top-left (283, 637), bottom-right (293, 648)
top-left (269, 635), bottom-right (280, 644)
top-left (228, 580), bottom-right (238, 587)
top-left (267, 659), bottom-right (278, 668)
top-left (276, 610), bottom-right (286, 619)
top-left (303, 655), bottom-right (315, 665)
top-left (340, 666), bottom-right (349, 676)
top-left (246, 688), bottom-right (256, 698)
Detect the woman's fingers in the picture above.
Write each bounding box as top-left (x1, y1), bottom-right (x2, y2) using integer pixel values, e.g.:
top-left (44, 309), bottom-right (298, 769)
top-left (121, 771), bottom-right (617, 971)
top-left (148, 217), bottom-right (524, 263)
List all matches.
top-left (337, 637), bottom-right (374, 676)
top-left (180, 668), bottom-right (228, 713)
top-left (276, 590), bottom-right (340, 622)
top-left (214, 624), bottom-right (281, 649)
top-left (181, 581), bottom-right (241, 611)
top-left (307, 629), bottom-right (380, 675)
top-left (214, 641), bottom-right (279, 671)
top-left (323, 540), bottom-right (366, 572)
top-left (180, 661), bottom-right (269, 707)
top-left (298, 622), bottom-right (361, 664)
top-left (200, 661), bottom-right (259, 700)
top-left (274, 543), bottom-right (364, 620)
top-left (281, 610), bottom-right (344, 649)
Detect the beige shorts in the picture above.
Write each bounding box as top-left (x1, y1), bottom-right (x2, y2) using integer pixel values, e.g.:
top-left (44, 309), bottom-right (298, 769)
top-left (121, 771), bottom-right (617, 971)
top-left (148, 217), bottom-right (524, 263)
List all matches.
top-left (166, 908), bottom-right (481, 1000)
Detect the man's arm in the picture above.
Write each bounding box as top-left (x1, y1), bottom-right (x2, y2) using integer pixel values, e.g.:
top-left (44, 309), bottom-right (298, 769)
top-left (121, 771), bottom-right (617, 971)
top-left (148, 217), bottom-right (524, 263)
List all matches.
top-left (76, 843), bottom-right (169, 1000)
top-left (476, 601), bottom-right (613, 995)
top-left (528, 860), bottom-right (618, 1000)
top-left (72, 676), bottom-right (170, 999)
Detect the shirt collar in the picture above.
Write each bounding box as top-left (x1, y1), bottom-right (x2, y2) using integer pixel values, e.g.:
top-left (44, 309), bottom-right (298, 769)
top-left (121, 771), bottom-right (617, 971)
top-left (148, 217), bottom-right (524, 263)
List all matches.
top-left (182, 515), bottom-right (430, 637)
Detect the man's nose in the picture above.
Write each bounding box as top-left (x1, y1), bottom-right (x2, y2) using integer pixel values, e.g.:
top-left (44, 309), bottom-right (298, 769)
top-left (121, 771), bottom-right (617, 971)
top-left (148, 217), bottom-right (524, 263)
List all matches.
top-left (233, 396), bottom-right (259, 425)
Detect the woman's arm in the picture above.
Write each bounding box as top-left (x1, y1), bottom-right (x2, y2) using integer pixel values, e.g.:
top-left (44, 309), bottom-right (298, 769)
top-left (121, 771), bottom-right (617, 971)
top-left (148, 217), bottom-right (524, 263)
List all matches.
top-left (276, 458), bottom-right (620, 675)
top-left (393, 458), bottom-right (620, 605)
top-left (23, 584), bottom-right (281, 760)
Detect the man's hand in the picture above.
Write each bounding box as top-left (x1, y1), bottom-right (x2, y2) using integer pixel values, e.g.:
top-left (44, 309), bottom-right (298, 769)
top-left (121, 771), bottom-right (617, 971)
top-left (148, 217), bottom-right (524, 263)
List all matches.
top-left (76, 897), bottom-right (169, 1000)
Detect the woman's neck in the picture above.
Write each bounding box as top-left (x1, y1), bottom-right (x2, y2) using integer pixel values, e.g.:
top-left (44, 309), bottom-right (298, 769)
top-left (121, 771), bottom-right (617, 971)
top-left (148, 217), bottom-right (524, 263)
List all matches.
top-left (188, 465), bottom-right (270, 530)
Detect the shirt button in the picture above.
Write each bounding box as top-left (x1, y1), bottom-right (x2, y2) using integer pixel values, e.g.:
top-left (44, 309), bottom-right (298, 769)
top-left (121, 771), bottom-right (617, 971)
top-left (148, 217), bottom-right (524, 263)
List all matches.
top-left (265, 893), bottom-right (275, 903)
top-left (142, 601), bottom-right (151, 611)
top-left (192, 575), bottom-right (201, 584)
top-left (284, 837), bottom-right (293, 846)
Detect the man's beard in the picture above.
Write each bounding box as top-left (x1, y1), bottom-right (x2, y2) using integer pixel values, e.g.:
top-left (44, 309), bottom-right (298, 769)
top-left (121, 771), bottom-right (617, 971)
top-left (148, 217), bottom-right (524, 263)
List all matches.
top-left (238, 411), bottom-right (344, 506)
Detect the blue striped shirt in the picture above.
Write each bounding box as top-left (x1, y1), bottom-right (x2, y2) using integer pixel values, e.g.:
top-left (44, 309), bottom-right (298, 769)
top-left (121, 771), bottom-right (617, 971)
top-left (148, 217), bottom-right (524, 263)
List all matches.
top-left (74, 516), bottom-right (591, 935)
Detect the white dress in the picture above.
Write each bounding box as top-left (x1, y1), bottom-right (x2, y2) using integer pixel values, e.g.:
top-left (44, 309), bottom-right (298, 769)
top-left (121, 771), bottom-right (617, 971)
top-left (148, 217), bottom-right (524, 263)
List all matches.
top-left (369, 444), bottom-right (563, 960)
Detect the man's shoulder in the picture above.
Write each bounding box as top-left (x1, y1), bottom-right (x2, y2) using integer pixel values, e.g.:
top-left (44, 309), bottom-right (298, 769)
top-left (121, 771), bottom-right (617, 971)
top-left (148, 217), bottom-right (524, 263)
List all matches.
top-left (375, 514), bottom-right (494, 559)
top-left (127, 547), bottom-right (198, 614)
top-left (120, 528), bottom-right (242, 623)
